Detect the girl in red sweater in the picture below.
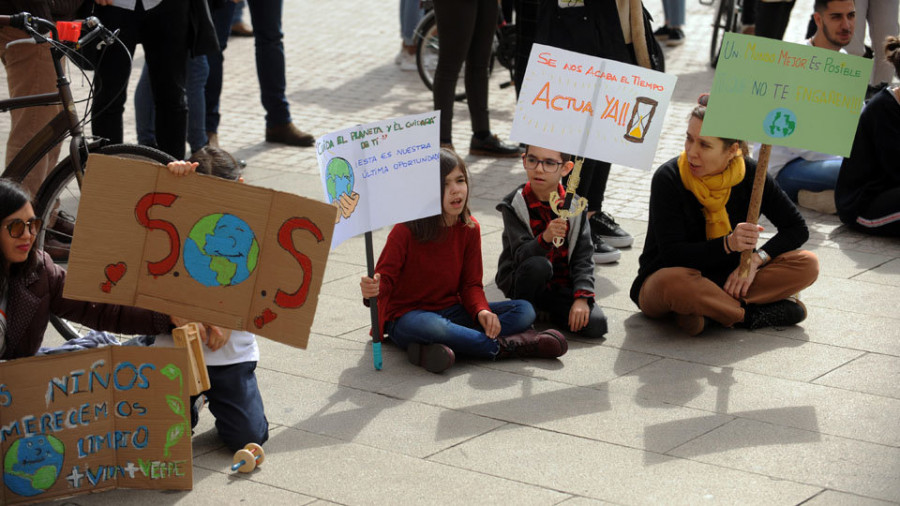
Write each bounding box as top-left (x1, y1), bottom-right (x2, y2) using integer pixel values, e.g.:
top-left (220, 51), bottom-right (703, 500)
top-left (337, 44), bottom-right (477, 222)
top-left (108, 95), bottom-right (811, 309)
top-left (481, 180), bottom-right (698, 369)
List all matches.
top-left (360, 149), bottom-right (567, 373)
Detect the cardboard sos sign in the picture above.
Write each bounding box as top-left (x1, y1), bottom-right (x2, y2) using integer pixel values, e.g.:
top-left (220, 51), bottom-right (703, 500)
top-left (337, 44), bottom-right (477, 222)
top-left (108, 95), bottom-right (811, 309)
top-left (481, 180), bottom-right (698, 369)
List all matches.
top-left (63, 154), bottom-right (335, 349)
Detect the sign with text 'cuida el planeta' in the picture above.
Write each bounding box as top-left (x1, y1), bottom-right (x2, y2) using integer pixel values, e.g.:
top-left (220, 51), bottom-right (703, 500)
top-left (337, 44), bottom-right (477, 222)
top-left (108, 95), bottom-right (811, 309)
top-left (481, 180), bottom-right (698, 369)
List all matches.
top-left (702, 32), bottom-right (871, 156)
top-left (63, 154), bottom-right (336, 349)
top-left (1, 347), bottom-right (192, 504)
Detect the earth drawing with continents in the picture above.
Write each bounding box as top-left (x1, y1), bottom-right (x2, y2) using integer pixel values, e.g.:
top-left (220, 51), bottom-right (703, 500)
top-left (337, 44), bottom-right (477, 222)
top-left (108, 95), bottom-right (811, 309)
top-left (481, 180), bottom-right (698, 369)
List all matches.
top-left (325, 157), bottom-right (354, 204)
top-left (183, 213), bottom-right (260, 287)
top-left (3, 435), bottom-right (65, 497)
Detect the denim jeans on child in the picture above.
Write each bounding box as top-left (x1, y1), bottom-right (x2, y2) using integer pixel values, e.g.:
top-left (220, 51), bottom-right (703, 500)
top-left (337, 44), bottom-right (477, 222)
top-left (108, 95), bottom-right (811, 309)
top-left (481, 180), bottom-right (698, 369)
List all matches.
top-left (386, 300), bottom-right (535, 358)
top-left (135, 56), bottom-right (209, 154)
top-left (190, 360), bottom-right (268, 452)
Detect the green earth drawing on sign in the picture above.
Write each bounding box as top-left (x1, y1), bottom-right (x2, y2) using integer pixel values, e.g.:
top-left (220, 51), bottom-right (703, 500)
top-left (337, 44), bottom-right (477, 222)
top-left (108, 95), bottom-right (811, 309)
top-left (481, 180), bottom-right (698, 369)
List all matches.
top-left (183, 213), bottom-right (260, 287)
top-left (324, 157), bottom-right (354, 204)
top-left (3, 435), bottom-right (65, 497)
top-left (763, 108), bottom-right (797, 138)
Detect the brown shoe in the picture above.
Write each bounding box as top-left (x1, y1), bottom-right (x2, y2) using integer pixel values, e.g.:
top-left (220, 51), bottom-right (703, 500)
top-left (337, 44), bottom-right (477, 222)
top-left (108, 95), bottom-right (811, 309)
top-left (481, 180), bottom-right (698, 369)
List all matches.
top-left (469, 134), bottom-right (522, 158)
top-left (231, 21), bottom-right (253, 37)
top-left (265, 123), bottom-right (315, 147)
top-left (497, 329), bottom-right (567, 359)
top-left (407, 343), bottom-right (455, 373)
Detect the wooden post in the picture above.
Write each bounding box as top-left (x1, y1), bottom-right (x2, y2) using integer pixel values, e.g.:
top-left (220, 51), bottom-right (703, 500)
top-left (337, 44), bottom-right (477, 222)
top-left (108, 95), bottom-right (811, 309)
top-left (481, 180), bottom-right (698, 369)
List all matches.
top-left (629, 0), bottom-right (651, 69)
top-left (739, 144), bottom-right (771, 278)
top-left (172, 322), bottom-right (211, 396)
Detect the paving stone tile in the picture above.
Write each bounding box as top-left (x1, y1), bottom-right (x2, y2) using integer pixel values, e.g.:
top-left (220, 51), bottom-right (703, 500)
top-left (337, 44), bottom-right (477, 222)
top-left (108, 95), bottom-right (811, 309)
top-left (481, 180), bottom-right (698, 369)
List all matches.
top-left (813, 353), bottom-right (900, 399)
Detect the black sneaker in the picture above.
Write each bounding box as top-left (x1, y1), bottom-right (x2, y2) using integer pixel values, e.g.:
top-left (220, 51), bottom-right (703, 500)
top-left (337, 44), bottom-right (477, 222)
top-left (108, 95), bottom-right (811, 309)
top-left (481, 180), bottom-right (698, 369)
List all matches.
top-left (591, 234), bottom-right (621, 264)
top-left (653, 25), bottom-right (672, 40)
top-left (667, 27), bottom-right (685, 47)
top-left (469, 134), bottom-right (522, 158)
top-left (590, 211), bottom-right (633, 248)
top-left (741, 297), bottom-right (807, 330)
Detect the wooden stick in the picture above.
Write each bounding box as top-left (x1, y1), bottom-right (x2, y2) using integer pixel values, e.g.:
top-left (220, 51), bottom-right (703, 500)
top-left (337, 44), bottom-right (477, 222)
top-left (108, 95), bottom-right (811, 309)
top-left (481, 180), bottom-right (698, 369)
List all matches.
top-left (172, 323), bottom-right (211, 396)
top-left (365, 231), bottom-right (383, 370)
top-left (630, 0), bottom-right (651, 69)
top-left (739, 144), bottom-right (771, 278)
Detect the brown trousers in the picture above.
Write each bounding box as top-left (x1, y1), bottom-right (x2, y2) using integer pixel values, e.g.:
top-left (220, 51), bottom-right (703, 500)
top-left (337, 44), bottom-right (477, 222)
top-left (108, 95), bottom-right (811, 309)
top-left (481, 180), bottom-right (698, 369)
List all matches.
top-left (638, 250), bottom-right (819, 327)
top-left (1, 26), bottom-right (63, 196)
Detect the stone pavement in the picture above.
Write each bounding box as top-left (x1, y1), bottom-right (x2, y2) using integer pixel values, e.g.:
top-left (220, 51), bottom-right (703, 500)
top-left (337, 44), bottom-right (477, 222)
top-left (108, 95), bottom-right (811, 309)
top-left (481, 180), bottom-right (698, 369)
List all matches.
top-left (2, 0), bottom-right (899, 504)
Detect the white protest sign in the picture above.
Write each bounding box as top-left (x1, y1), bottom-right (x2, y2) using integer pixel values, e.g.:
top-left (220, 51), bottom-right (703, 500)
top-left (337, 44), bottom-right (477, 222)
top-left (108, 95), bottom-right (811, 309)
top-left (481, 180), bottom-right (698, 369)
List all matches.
top-left (511, 44), bottom-right (677, 170)
top-left (316, 111), bottom-right (442, 248)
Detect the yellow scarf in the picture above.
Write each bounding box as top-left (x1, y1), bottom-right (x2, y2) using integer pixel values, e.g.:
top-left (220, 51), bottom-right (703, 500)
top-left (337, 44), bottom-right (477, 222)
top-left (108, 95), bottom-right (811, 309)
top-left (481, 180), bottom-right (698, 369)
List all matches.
top-left (677, 151), bottom-right (745, 239)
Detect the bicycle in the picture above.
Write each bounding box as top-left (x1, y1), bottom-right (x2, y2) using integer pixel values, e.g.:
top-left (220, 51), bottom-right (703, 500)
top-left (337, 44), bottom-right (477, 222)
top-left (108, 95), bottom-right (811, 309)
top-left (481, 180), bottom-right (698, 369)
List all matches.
top-left (0, 12), bottom-right (175, 340)
top-left (707, 0), bottom-right (744, 67)
top-left (414, 0), bottom-right (516, 102)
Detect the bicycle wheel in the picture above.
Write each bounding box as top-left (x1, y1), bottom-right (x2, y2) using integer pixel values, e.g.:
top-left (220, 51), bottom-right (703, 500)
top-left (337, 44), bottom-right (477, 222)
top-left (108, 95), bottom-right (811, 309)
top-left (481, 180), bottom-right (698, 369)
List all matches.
top-left (415, 11), bottom-right (471, 102)
top-left (35, 143), bottom-right (176, 341)
top-left (710, 0), bottom-right (737, 67)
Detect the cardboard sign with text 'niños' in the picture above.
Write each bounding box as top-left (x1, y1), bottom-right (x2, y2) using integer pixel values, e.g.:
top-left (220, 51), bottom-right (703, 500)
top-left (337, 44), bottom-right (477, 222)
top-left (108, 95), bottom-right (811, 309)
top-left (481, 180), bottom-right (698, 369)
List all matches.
top-left (702, 33), bottom-right (871, 156)
top-left (63, 154), bottom-right (335, 349)
top-left (511, 43), bottom-right (677, 170)
top-left (0, 347), bottom-right (191, 504)
top-left (316, 111), bottom-right (441, 248)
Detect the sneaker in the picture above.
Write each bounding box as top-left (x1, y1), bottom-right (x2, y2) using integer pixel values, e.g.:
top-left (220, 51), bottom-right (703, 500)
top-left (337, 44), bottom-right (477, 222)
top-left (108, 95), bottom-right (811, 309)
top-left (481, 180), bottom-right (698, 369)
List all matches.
top-left (407, 342), bottom-right (455, 373)
top-left (265, 123), bottom-right (315, 147)
top-left (797, 189), bottom-right (836, 214)
top-left (653, 25), bottom-right (672, 40)
top-left (469, 134), bottom-right (522, 158)
top-left (741, 297), bottom-right (807, 330)
top-left (666, 27), bottom-right (685, 47)
top-left (591, 235), bottom-right (621, 264)
top-left (190, 394), bottom-right (207, 430)
top-left (395, 49), bottom-right (417, 71)
top-left (676, 313), bottom-right (707, 336)
top-left (590, 211), bottom-right (633, 248)
top-left (497, 329), bottom-right (567, 359)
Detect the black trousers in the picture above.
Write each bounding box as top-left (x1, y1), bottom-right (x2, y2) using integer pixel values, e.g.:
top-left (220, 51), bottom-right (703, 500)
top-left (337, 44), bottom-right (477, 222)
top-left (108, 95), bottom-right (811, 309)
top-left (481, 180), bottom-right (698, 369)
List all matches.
top-left (433, 0), bottom-right (497, 142)
top-left (91, 0), bottom-right (190, 160)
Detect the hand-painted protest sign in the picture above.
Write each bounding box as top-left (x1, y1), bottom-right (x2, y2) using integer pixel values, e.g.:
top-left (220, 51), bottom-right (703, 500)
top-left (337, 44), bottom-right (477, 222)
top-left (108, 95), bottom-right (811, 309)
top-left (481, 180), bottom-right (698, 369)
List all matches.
top-left (63, 154), bottom-right (335, 349)
top-left (511, 43), bottom-right (677, 170)
top-left (0, 347), bottom-right (191, 504)
top-left (702, 33), bottom-right (871, 156)
top-left (316, 111), bottom-right (442, 248)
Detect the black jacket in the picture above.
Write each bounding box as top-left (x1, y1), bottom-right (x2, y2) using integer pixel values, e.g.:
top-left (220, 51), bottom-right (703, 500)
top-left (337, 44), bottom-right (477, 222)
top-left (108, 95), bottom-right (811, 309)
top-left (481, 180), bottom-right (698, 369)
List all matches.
top-left (630, 157), bottom-right (809, 305)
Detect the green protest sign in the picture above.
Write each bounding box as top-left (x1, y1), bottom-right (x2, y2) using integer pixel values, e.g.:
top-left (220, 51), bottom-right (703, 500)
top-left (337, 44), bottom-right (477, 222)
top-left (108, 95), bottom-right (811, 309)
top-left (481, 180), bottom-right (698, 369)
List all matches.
top-left (702, 32), bottom-right (871, 157)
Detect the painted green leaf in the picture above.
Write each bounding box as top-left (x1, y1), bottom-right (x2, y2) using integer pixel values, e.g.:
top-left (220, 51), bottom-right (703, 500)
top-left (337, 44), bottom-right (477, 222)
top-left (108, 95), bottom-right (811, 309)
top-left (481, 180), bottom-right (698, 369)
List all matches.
top-left (163, 422), bottom-right (186, 458)
top-left (160, 363), bottom-right (182, 381)
top-left (166, 394), bottom-right (185, 416)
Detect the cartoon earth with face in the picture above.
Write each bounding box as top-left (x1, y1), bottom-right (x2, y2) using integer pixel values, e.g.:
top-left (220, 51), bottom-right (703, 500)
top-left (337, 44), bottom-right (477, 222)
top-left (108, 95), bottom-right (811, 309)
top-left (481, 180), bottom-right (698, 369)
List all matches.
top-left (3, 435), bottom-right (65, 497)
top-left (183, 213), bottom-right (260, 287)
top-left (325, 157), bottom-right (354, 204)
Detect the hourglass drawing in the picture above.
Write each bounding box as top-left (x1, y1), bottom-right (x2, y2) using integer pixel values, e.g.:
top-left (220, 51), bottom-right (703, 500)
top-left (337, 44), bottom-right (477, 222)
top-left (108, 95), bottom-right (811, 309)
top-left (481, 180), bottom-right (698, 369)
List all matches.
top-left (624, 97), bottom-right (659, 143)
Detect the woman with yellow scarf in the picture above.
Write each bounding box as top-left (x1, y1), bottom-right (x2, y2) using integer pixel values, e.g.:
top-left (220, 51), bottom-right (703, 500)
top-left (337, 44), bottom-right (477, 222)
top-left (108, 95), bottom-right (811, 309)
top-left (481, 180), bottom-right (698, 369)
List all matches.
top-left (630, 95), bottom-right (819, 336)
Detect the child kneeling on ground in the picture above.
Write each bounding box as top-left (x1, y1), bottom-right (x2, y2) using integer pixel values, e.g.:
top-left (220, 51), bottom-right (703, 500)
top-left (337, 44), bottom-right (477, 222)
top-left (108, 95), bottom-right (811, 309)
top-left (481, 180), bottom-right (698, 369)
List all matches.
top-left (496, 144), bottom-right (608, 338)
top-left (359, 148), bottom-right (567, 374)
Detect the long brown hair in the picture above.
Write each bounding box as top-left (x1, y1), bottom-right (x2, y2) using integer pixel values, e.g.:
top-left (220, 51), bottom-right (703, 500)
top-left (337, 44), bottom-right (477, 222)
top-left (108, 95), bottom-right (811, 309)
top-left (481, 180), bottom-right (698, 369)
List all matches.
top-left (0, 179), bottom-right (39, 291)
top-left (886, 35), bottom-right (900, 80)
top-left (406, 148), bottom-right (473, 243)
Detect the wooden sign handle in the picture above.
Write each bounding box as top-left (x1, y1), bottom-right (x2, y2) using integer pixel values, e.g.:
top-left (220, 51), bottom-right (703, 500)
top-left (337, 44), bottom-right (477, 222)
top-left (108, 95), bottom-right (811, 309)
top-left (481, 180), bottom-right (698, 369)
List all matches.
top-left (739, 144), bottom-right (770, 278)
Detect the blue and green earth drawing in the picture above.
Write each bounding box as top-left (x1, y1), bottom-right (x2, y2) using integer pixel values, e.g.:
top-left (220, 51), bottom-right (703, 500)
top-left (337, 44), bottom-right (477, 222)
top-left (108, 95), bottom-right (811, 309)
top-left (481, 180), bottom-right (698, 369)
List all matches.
top-left (3, 435), bottom-right (65, 497)
top-left (764, 108), bottom-right (797, 138)
top-left (325, 157), bottom-right (354, 204)
top-left (183, 213), bottom-right (260, 287)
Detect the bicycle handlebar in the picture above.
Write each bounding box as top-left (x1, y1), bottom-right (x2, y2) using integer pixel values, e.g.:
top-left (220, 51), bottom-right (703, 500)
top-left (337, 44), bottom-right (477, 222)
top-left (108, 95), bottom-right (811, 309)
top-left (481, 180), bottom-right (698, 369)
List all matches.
top-left (0, 12), bottom-right (109, 49)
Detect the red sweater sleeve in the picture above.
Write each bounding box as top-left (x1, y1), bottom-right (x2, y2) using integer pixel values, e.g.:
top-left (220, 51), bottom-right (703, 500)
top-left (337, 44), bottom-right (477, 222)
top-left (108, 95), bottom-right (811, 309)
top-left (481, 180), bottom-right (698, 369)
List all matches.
top-left (458, 221), bottom-right (490, 319)
top-left (373, 224), bottom-right (409, 333)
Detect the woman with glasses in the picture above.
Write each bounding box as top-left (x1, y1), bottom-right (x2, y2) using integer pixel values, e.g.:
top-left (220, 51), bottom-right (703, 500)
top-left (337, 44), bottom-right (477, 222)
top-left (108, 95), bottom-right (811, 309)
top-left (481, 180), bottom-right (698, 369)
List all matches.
top-left (0, 179), bottom-right (173, 360)
top-left (629, 95), bottom-right (819, 337)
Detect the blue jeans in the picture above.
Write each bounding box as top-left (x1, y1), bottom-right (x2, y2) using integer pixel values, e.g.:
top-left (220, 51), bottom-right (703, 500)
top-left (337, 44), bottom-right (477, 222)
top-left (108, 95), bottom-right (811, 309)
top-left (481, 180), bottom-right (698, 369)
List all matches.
top-left (206, 0), bottom-right (291, 132)
top-left (662, 0), bottom-right (685, 26)
top-left (232, 0), bottom-right (246, 25)
top-left (775, 158), bottom-right (842, 202)
top-left (191, 361), bottom-right (268, 452)
top-left (399, 0), bottom-right (424, 46)
top-left (135, 56), bottom-right (209, 154)
top-left (387, 301), bottom-right (535, 359)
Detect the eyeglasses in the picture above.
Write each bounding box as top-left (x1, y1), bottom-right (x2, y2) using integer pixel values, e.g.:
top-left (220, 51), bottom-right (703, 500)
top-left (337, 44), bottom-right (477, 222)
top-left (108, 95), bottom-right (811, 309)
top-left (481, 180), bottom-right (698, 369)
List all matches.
top-left (5, 218), bottom-right (43, 238)
top-left (522, 155), bottom-right (564, 173)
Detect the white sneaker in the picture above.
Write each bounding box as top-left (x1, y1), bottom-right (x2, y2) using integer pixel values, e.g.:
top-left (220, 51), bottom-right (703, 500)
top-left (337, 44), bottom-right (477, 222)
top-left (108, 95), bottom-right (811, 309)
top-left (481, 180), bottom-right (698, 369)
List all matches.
top-left (797, 189), bottom-right (836, 214)
top-left (396, 50), bottom-right (417, 71)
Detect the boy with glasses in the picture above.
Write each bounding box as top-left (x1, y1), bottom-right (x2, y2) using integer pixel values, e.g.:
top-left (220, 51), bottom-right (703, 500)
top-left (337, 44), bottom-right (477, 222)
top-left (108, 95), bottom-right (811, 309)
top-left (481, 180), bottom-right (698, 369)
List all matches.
top-left (495, 145), bottom-right (608, 338)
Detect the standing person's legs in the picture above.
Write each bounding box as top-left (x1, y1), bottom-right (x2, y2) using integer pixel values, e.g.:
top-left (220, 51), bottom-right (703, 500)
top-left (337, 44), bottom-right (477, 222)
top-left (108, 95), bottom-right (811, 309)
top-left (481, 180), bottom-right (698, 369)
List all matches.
top-left (186, 56), bottom-right (210, 154)
top-left (206, 0), bottom-right (236, 139)
top-left (433, 0), bottom-right (477, 143)
top-left (140, 0), bottom-right (190, 160)
top-left (203, 362), bottom-right (269, 452)
top-left (866, 1), bottom-right (899, 85)
top-left (846, 0), bottom-right (868, 57)
top-left (513, 0), bottom-right (540, 96)
top-left (1, 26), bottom-right (63, 195)
top-left (245, 0), bottom-right (290, 128)
top-left (463, 0), bottom-right (497, 137)
top-left (133, 63), bottom-right (156, 147)
top-left (754, 0), bottom-right (795, 40)
top-left (90, 5), bottom-right (139, 147)
top-left (399, 0), bottom-right (424, 47)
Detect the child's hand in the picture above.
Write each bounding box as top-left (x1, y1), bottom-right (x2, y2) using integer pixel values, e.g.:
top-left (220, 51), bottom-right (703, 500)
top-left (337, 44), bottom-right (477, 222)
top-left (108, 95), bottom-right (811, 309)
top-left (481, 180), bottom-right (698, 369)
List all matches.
top-left (167, 161), bottom-right (199, 177)
top-left (360, 273), bottom-right (380, 298)
top-left (478, 310), bottom-right (501, 339)
top-left (542, 217), bottom-right (567, 244)
top-left (203, 324), bottom-right (228, 351)
top-left (568, 298), bottom-right (590, 332)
